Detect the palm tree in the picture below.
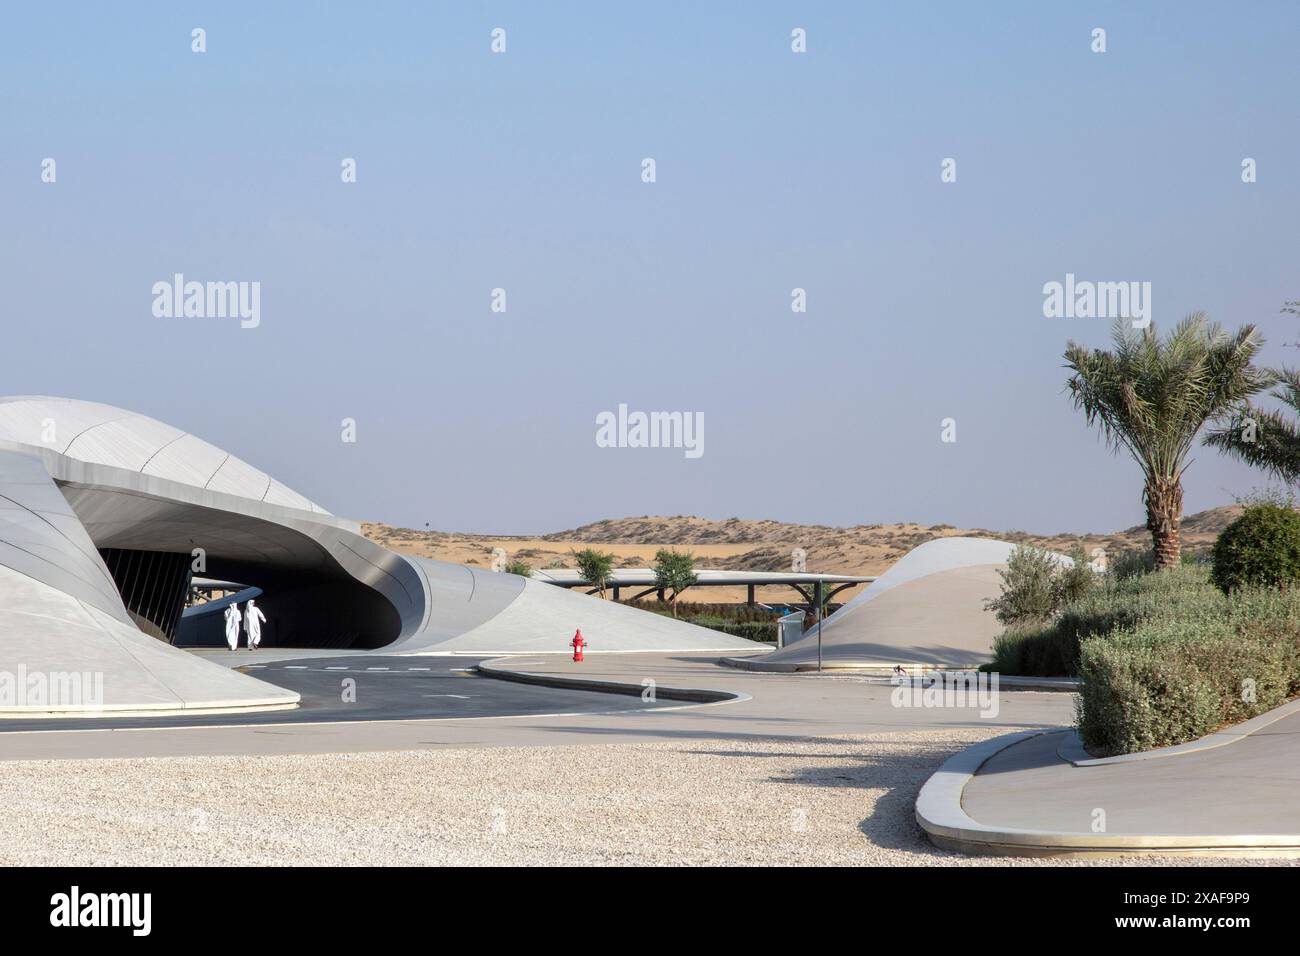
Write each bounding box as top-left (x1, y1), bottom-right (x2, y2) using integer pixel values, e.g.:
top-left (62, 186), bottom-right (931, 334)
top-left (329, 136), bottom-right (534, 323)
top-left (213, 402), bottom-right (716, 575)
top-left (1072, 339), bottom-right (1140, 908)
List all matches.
top-left (1204, 368), bottom-right (1300, 483)
top-left (1064, 314), bottom-right (1268, 569)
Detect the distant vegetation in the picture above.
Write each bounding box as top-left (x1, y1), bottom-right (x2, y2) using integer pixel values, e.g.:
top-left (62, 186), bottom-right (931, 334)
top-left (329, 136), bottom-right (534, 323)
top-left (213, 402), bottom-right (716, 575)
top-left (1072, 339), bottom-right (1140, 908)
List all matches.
top-left (502, 558), bottom-right (533, 577)
top-left (625, 601), bottom-right (821, 643)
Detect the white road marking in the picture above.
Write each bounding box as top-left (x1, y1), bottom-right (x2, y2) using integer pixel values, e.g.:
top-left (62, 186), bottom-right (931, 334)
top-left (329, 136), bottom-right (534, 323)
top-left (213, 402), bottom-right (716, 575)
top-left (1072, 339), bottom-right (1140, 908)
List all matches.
top-left (407, 667), bottom-right (431, 671)
top-left (366, 667), bottom-right (389, 671)
top-left (326, 666), bottom-right (348, 671)
top-left (285, 666), bottom-right (307, 670)
top-left (424, 694), bottom-right (473, 700)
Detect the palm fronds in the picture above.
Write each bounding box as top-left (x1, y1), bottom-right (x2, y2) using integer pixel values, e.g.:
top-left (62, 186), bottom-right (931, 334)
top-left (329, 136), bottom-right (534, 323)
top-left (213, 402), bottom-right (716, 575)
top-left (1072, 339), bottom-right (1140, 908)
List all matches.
top-left (1065, 315), bottom-right (1267, 482)
top-left (1205, 367), bottom-right (1300, 483)
top-left (1064, 314), bottom-right (1268, 567)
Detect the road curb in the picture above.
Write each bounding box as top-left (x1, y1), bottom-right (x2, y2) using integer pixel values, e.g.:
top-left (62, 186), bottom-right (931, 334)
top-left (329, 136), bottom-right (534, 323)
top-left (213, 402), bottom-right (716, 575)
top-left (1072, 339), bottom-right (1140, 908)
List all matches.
top-left (475, 659), bottom-right (746, 704)
top-left (915, 729), bottom-right (1300, 857)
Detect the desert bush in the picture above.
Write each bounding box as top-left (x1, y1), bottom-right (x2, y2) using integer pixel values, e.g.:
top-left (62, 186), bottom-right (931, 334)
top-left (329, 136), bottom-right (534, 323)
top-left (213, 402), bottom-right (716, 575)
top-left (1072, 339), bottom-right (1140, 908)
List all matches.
top-left (690, 620), bottom-right (777, 642)
top-left (988, 528), bottom-right (1300, 754)
top-left (985, 544), bottom-right (1093, 627)
top-left (1210, 502), bottom-right (1300, 594)
top-left (1054, 542), bottom-right (1097, 606)
top-left (1108, 547), bottom-right (1155, 580)
top-left (990, 563), bottom-right (1222, 676)
top-left (625, 601), bottom-right (804, 624)
top-left (502, 558), bottom-right (533, 577)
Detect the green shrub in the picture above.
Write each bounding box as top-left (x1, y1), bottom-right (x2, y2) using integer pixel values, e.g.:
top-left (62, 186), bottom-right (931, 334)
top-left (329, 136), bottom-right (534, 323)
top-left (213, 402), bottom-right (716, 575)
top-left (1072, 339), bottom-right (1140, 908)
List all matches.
top-left (1210, 503), bottom-right (1300, 594)
top-left (993, 561), bottom-right (1227, 681)
top-left (990, 548), bottom-right (1300, 754)
top-left (1076, 607), bottom-right (1300, 755)
top-left (989, 563), bottom-right (1223, 677)
top-left (991, 623), bottom-right (1080, 677)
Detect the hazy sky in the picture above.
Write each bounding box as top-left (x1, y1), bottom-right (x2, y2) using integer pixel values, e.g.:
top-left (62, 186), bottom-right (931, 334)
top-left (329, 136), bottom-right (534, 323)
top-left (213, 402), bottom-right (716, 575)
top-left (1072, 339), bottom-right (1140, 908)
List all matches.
top-left (4, 2), bottom-right (1298, 535)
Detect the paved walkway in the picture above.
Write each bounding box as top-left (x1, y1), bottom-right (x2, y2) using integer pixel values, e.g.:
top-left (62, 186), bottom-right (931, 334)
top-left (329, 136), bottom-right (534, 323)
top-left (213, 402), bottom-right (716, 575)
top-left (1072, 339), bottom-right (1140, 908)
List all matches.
top-left (963, 713), bottom-right (1300, 839)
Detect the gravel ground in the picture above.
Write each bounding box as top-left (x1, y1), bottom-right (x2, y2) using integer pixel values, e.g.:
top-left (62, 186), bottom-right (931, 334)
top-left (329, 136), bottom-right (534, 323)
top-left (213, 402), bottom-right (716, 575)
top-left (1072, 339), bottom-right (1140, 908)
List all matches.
top-left (1, 728), bottom-right (1294, 866)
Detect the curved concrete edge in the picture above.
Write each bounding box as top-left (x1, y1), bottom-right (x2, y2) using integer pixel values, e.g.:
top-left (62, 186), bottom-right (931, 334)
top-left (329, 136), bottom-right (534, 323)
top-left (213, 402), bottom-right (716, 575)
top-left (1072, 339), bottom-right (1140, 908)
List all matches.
top-left (719, 656), bottom-right (945, 673)
top-left (475, 658), bottom-right (749, 705)
top-left (916, 729), bottom-right (1300, 857)
top-left (438, 647), bottom-right (770, 658)
top-left (719, 656), bottom-right (1079, 690)
top-left (0, 699), bottom-right (300, 719)
top-left (1059, 697), bottom-right (1300, 766)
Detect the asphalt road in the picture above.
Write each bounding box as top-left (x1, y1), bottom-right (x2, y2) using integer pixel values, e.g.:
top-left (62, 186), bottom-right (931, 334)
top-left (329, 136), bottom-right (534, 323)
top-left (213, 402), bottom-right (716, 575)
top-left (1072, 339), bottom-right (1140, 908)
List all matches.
top-left (0, 656), bottom-right (672, 732)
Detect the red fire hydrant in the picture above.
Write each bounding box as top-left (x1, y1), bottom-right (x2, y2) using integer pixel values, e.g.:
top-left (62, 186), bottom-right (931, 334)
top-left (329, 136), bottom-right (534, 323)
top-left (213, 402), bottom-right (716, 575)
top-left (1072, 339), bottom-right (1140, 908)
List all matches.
top-left (570, 629), bottom-right (586, 662)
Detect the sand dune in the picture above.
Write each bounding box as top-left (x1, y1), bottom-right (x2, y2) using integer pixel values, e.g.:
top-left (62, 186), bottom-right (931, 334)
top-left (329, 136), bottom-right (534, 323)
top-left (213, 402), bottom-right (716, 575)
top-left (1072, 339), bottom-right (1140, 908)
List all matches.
top-left (361, 506), bottom-right (1240, 605)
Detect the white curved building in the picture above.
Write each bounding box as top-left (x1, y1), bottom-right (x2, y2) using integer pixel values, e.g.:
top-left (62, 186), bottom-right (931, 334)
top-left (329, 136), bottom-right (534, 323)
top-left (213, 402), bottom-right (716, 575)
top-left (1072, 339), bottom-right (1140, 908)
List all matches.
top-left (730, 536), bottom-right (1034, 671)
top-left (0, 397), bottom-right (763, 714)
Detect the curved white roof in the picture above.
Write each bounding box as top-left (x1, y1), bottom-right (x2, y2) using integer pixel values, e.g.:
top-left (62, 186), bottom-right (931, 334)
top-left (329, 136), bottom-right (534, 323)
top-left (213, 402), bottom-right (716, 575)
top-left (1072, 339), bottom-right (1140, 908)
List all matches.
top-left (828, 536), bottom-right (1021, 620)
top-left (0, 396), bottom-right (328, 514)
top-left (745, 536), bottom-right (1067, 669)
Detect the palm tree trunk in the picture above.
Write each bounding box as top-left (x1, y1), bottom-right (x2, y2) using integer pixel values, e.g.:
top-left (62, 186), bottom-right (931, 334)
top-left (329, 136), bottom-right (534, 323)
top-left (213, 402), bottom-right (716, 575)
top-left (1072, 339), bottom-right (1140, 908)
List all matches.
top-left (1145, 477), bottom-right (1183, 570)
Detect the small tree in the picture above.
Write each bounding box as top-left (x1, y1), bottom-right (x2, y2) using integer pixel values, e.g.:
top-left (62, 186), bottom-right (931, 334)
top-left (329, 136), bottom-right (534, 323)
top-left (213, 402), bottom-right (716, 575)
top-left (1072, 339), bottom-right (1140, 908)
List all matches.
top-left (653, 548), bottom-right (698, 617)
top-left (503, 558), bottom-right (533, 577)
top-left (573, 548), bottom-right (616, 600)
top-left (984, 545), bottom-right (1061, 627)
top-left (984, 542), bottom-right (1096, 627)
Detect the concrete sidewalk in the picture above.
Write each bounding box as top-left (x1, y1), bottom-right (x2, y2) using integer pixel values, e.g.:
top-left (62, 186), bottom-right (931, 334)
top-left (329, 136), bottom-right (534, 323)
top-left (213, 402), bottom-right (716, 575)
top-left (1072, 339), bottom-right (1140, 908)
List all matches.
top-left (920, 704), bottom-right (1300, 856)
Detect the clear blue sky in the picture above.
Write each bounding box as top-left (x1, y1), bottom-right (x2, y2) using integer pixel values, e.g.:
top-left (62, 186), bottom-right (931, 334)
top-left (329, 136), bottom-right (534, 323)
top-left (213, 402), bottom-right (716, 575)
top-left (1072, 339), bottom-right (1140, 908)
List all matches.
top-left (3, 2), bottom-right (1298, 534)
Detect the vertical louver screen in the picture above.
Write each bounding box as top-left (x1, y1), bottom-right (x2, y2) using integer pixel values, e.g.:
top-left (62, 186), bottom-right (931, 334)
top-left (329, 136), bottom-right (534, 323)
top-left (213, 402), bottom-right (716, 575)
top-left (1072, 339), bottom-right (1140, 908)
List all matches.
top-left (98, 549), bottom-right (194, 643)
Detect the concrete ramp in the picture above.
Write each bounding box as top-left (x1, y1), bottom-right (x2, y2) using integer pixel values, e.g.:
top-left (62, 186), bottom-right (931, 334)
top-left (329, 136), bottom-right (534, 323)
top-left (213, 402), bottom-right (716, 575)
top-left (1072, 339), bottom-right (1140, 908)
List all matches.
top-left (729, 537), bottom-right (1023, 671)
top-left (0, 448), bottom-right (299, 714)
top-left (0, 564), bottom-right (299, 714)
top-left (386, 556), bottom-right (765, 654)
